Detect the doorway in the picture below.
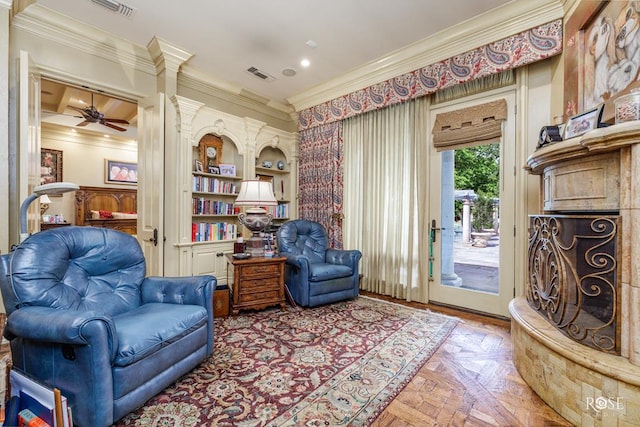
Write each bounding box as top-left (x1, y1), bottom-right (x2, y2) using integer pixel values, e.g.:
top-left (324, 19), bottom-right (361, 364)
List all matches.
top-left (39, 78), bottom-right (138, 228)
top-left (428, 90), bottom-right (515, 318)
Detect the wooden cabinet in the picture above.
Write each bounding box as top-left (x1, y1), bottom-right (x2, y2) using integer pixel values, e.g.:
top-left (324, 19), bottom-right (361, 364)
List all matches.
top-left (40, 222), bottom-right (71, 231)
top-left (213, 287), bottom-right (230, 317)
top-left (225, 254), bottom-right (286, 315)
top-left (192, 242), bottom-right (234, 279)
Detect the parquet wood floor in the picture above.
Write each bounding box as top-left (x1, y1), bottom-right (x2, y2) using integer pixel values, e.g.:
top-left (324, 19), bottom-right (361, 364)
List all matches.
top-left (362, 291), bottom-right (573, 427)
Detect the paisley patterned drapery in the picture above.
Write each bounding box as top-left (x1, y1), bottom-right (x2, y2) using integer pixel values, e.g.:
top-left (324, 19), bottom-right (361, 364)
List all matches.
top-left (298, 19), bottom-right (562, 132)
top-left (298, 122), bottom-right (344, 249)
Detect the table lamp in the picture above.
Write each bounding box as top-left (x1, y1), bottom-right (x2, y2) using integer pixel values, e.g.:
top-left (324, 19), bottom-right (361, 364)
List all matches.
top-left (39, 194), bottom-right (52, 214)
top-left (20, 182), bottom-right (79, 242)
top-left (235, 179), bottom-right (277, 256)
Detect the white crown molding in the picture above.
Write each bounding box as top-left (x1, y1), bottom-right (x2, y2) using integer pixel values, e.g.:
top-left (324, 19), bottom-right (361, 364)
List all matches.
top-left (287, 0), bottom-right (565, 111)
top-left (147, 37), bottom-right (193, 75)
top-left (0, 1), bottom-right (12, 11)
top-left (179, 65), bottom-right (295, 117)
top-left (12, 3), bottom-right (156, 76)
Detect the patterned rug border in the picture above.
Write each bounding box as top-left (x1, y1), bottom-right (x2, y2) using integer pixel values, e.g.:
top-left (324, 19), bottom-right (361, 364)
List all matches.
top-left (358, 295), bottom-right (464, 323)
top-left (267, 297), bottom-right (460, 426)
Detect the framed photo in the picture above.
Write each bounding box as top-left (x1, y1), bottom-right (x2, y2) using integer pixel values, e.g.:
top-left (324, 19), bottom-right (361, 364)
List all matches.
top-left (41, 148), bottom-right (63, 185)
top-left (218, 163), bottom-right (236, 177)
top-left (208, 166), bottom-right (220, 175)
top-left (563, 104), bottom-right (604, 139)
top-left (195, 160), bottom-right (203, 172)
top-left (105, 160), bottom-right (137, 185)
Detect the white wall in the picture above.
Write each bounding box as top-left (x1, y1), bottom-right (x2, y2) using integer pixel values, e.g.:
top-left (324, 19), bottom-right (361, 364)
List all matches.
top-left (41, 123), bottom-right (137, 224)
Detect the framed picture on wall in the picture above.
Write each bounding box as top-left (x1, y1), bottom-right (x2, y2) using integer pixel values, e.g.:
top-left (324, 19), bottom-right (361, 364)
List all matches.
top-left (563, 1), bottom-right (640, 123)
top-left (105, 160), bottom-right (138, 185)
top-left (41, 148), bottom-right (63, 185)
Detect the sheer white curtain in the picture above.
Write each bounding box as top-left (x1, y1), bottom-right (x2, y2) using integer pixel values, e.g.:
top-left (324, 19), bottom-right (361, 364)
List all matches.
top-left (343, 96), bottom-right (429, 302)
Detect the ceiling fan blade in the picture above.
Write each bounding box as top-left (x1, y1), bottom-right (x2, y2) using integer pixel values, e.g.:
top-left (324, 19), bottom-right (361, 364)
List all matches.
top-left (102, 121), bottom-right (127, 132)
top-left (103, 118), bottom-right (130, 124)
top-left (76, 120), bottom-right (91, 127)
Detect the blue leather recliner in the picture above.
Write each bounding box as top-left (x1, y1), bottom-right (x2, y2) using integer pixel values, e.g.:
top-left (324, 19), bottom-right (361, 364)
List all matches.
top-left (0, 226), bottom-right (216, 427)
top-left (277, 219), bottom-right (362, 307)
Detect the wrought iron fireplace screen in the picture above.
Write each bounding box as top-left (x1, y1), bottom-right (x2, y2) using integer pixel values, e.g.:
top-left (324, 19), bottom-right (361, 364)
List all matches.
top-left (527, 215), bottom-right (620, 354)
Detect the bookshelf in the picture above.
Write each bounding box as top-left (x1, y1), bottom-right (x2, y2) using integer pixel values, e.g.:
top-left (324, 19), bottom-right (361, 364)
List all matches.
top-left (190, 134), bottom-right (243, 280)
top-left (191, 172), bottom-right (242, 242)
top-left (167, 103), bottom-right (298, 280)
top-left (255, 146), bottom-right (291, 226)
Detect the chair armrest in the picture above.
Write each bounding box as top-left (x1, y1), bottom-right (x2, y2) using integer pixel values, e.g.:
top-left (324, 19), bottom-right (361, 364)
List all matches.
top-left (5, 306), bottom-right (118, 358)
top-left (281, 253), bottom-right (310, 274)
top-left (141, 275), bottom-right (216, 306)
top-left (326, 249), bottom-right (362, 268)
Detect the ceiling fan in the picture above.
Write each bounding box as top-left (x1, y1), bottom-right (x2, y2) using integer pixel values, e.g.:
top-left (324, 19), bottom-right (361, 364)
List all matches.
top-left (68, 93), bottom-right (130, 132)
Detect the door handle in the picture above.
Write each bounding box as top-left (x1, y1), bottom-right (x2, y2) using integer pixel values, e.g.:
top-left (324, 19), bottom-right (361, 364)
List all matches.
top-left (431, 220), bottom-right (442, 243)
top-left (148, 228), bottom-right (158, 246)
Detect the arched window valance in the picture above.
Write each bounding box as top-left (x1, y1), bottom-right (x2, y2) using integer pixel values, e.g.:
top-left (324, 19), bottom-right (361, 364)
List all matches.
top-left (432, 99), bottom-right (507, 151)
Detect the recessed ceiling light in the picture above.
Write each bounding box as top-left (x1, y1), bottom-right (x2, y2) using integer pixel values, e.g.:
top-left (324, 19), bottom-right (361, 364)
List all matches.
top-left (282, 68), bottom-right (297, 77)
top-left (305, 40), bottom-right (318, 49)
top-left (300, 58), bottom-right (310, 68)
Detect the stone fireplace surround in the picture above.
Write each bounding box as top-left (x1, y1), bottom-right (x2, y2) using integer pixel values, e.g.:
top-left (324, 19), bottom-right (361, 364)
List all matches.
top-left (512, 122), bottom-right (640, 425)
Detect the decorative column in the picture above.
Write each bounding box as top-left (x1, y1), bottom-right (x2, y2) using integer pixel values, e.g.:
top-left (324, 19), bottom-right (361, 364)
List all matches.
top-left (147, 37), bottom-right (194, 276)
top-left (462, 199), bottom-right (471, 244)
top-left (441, 151), bottom-right (461, 287)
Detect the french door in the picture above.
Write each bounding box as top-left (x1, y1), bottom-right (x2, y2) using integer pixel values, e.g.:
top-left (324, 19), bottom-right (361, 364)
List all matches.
top-left (427, 90), bottom-right (515, 318)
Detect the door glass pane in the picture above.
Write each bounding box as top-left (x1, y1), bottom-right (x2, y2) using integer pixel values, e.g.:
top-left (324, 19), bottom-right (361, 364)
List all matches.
top-left (440, 144), bottom-right (500, 294)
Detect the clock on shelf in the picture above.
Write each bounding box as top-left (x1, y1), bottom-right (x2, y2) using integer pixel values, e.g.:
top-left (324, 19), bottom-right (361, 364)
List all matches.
top-left (199, 134), bottom-right (223, 169)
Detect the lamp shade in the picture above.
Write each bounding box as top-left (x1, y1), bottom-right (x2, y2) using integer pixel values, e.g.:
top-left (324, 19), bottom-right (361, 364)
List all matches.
top-left (39, 195), bottom-right (52, 204)
top-left (34, 182), bottom-right (80, 196)
top-left (235, 179), bottom-right (277, 207)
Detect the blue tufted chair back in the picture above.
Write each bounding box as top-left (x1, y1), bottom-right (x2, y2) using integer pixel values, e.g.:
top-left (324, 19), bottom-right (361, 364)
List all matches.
top-left (3, 226), bottom-right (145, 317)
top-left (277, 219), bottom-right (328, 263)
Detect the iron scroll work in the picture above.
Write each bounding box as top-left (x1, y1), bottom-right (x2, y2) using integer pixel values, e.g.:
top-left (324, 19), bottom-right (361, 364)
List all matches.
top-left (527, 215), bottom-right (620, 354)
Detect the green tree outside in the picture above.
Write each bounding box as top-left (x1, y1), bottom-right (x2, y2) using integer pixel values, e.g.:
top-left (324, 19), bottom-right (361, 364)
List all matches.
top-left (454, 143), bottom-right (499, 198)
top-left (453, 143), bottom-right (500, 231)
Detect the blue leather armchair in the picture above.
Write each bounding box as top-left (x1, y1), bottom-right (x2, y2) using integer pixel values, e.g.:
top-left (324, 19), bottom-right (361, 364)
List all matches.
top-left (0, 227), bottom-right (215, 427)
top-left (277, 220), bottom-right (362, 307)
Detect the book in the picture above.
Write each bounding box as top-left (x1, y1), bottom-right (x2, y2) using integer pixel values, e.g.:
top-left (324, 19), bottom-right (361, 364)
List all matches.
top-left (19, 391), bottom-right (53, 425)
top-left (10, 370), bottom-right (70, 427)
top-left (18, 408), bottom-right (51, 427)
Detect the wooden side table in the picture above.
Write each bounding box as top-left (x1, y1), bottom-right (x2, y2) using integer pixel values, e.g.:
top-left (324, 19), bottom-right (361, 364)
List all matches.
top-left (225, 254), bottom-right (286, 315)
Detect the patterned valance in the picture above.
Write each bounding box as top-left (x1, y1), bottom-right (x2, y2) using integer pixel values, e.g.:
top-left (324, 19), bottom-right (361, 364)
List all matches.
top-left (432, 99), bottom-right (508, 151)
top-left (298, 19), bottom-right (562, 131)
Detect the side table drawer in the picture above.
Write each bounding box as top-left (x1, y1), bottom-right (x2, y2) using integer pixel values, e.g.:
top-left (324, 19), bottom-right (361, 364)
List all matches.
top-left (238, 278), bottom-right (281, 294)
top-left (240, 263), bottom-right (280, 278)
top-left (239, 289), bottom-right (281, 304)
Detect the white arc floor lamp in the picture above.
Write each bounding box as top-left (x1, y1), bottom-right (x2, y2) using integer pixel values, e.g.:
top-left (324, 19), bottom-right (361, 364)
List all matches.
top-left (20, 182), bottom-right (79, 242)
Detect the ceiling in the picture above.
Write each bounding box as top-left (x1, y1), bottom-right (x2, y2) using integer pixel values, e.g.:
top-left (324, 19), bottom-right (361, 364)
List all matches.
top-left (41, 79), bottom-right (138, 139)
top-left (34, 0), bottom-right (513, 110)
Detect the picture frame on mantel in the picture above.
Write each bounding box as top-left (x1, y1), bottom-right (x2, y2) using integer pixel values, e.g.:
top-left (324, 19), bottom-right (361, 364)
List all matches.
top-left (564, 1), bottom-right (640, 124)
top-left (563, 104), bottom-right (604, 139)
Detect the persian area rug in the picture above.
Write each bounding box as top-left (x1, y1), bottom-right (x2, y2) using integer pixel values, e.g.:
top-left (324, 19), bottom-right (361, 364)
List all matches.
top-left (116, 296), bottom-right (459, 427)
